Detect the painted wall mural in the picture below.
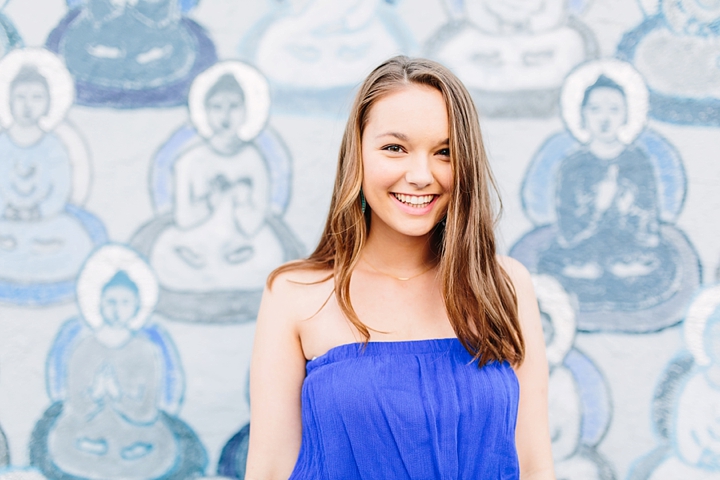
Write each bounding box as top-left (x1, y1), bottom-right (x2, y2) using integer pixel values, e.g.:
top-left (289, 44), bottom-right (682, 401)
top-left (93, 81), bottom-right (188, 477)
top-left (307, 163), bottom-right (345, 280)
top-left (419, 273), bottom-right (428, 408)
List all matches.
top-left (0, 471), bottom-right (46, 480)
top-left (45, 0), bottom-right (217, 108)
top-left (0, 374), bottom-right (7, 468)
top-left (629, 285), bottom-right (720, 480)
top-left (0, 1), bottom-right (22, 58)
top-left (130, 60), bottom-right (303, 323)
top-left (426, 0), bottom-right (599, 117)
top-left (239, 0), bottom-right (416, 113)
top-left (216, 382), bottom-right (250, 480)
top-left (30, 245), bottom-right (207, 480)
top-left (534, 275), bottom-right (615, 480)
top-left (617, 0), bottom-right (720, 125)
top-left (511, 59), bottom-right (701, 332)
top-left (0, 48), bottom-right (107, 306)
top-left (0, 2), bottom-right (717, 478)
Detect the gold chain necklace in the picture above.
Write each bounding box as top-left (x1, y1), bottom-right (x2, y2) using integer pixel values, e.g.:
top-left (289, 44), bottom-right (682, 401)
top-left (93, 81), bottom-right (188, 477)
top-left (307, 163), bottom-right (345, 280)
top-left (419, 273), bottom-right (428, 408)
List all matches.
top-left (362, 258), bottom-right (436, 281)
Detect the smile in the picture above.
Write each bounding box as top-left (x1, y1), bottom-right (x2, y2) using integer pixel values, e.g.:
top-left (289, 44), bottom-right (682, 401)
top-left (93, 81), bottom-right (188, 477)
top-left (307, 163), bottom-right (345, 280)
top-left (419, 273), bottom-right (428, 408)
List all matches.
top-left (392, 193), bottom-right (436, 208)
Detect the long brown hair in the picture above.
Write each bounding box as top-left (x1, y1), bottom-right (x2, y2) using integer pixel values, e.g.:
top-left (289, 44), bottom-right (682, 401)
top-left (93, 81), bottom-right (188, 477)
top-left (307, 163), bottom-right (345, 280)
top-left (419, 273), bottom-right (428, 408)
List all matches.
top-left (269, 56), bottom-right (524, 366)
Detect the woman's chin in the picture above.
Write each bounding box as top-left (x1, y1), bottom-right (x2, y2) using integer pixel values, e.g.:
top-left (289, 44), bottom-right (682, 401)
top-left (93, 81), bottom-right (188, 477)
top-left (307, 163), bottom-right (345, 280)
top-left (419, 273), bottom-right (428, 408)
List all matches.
top-left (372, 216), bottom-right (441, 240)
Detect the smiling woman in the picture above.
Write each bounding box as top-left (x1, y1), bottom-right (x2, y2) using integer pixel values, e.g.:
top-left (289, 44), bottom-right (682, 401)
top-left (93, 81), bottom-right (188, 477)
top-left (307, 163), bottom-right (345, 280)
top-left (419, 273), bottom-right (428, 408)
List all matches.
top-left (245, 56), bottom-right (555, 480)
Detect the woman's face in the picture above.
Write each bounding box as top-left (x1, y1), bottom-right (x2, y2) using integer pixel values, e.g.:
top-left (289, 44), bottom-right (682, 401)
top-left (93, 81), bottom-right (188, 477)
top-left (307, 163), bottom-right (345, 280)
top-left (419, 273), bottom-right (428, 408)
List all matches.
top-left (361, 84), bottom-right (453, 240)
top-left (581, 87), bottom-right (627, 144)
top-left (100, 285), bottom-right (140, 327)
top-left (206, 90), bottom-right (245, 137)
top-left (10, 81), bottom-right (50, 128)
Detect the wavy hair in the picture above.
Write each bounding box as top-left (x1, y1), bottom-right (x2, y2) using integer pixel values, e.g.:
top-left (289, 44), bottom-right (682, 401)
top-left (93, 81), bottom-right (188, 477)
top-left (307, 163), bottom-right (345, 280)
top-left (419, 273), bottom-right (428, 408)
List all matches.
top-left (269, 56), bottom-right (524, 366)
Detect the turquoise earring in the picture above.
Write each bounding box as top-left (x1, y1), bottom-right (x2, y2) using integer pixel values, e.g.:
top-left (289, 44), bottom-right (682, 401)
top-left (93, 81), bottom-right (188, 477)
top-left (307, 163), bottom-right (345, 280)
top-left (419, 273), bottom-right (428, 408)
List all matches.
top-left (360, 190), bottom-right (366, 214)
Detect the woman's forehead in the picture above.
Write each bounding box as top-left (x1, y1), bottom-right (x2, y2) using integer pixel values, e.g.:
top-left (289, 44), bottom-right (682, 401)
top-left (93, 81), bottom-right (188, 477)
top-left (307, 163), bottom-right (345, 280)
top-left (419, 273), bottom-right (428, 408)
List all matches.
top-left (364, 85), bottom-right (448, 136)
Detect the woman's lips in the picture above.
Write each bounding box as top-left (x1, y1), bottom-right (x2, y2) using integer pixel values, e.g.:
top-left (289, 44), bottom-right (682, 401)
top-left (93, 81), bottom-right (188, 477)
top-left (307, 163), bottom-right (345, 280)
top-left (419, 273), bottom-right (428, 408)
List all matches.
top-left (392, 193), bottom-right (436, 207)
top-left (390, 192), bottom-right (439, 214)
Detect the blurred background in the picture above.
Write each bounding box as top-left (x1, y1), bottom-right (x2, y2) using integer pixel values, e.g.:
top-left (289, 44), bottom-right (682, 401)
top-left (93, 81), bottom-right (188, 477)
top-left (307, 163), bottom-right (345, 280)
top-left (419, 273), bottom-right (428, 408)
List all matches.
top-left (0, 0), bottom-right (718, 478)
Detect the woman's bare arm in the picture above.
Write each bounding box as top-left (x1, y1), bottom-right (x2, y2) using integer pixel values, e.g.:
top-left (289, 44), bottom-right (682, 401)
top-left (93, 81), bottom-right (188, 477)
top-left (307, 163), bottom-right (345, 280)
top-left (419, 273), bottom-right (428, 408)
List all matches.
top-left (500, 256), bottom-right (556, 480)
top-left (245, 274), bottom-right (309, 480)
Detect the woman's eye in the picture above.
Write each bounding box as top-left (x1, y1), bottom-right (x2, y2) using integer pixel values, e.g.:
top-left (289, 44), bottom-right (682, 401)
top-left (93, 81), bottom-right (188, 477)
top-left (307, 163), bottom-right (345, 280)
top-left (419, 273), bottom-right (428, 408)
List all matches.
top-left (383, 144), bottom-right (403, 153)
top-left (437, 148), bottom-right (450, 157)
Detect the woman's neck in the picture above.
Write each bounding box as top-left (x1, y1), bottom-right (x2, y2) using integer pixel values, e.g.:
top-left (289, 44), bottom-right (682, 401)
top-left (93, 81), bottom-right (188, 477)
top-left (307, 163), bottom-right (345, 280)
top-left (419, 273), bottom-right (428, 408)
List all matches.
top-left (362, 224), bottom-right (436, 275)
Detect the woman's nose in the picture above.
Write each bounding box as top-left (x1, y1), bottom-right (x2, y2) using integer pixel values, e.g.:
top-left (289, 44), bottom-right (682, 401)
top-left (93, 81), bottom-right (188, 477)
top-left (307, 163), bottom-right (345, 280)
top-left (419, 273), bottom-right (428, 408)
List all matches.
top-left (405, 154), bottom-right (433, 189)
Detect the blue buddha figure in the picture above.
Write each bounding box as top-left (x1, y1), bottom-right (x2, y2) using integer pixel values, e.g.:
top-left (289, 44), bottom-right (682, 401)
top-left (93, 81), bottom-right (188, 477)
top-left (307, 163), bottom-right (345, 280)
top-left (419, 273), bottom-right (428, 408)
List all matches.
top-left (0, 48), bottom-right (106, 305)
top-left (426, 0), bottom-right (598, 117)
top-left (31, 244), bottom-right (206, 480)
top-left (46, 0), bottom-right (216, 108)
top-left (130, 61), bottom-right (303, 323)
top-left (1, 66), bottom-right (70, 221)
top-left (617, 0), bottom-right (720, 125)
top-left (539, 75), bottom-right (672, 293)
top-left (241, 0), bottom-right (415, 112)
top-left (534, 274), bottom-right (616, 480)
top-left (0, 0), bottom-right (23, 59)
top-left (511, 60), bottom-right (700, 332)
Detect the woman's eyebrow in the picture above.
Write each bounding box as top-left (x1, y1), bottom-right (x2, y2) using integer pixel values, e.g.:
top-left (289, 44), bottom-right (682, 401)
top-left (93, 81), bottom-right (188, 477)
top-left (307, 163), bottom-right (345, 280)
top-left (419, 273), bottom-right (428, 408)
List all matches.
top-left (375, 133), bottom-right (449, 147)
top-left (376, 131), bottom-right (409, 141)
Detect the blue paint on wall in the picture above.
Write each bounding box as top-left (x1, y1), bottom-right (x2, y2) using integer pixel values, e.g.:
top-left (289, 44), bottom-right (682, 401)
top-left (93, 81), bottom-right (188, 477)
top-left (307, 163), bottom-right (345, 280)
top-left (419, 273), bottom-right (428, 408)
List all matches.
top-left (617, 14), bottom-right (720, 126)
top-left (239, 0), bottom-right (416, 115)
top-left (32, 245), bottom-right (207, 480)
top-left (512, 119), bottom-right (700, 332)
top-left (46, 2), bottom-right (217, 108)
top-left (426, 0), bottom-right (599, 117)
top-left (0, 204), bottom-right (108, 306)
top-left (0, 9), bottom-right (22, 56)
top-left (217, 423), bottom-right (250, 479)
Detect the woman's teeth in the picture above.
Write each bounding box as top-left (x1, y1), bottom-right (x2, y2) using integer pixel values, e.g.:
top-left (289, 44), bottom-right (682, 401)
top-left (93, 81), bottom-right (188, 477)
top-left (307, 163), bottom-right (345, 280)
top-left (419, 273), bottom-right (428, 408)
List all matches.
top-left (393, 193), bottom-right (435, 207)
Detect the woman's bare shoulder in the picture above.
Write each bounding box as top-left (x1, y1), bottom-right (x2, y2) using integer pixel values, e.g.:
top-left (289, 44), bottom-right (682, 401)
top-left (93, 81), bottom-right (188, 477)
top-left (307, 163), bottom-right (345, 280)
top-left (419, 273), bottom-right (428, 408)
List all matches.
top-left (268, 264), bottom-right (334, 293)
top-left (496, 255), bottom-right (532, 290)
top-left (264, 264), bottom-right (335, 321)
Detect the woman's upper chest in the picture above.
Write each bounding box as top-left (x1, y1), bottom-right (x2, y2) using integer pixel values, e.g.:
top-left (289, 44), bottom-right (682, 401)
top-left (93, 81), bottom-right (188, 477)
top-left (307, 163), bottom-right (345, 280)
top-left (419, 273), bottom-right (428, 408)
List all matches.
top-left (353, 273), bottom-right (449, 330)
top-left (297, 273), bottom-right (453, 361)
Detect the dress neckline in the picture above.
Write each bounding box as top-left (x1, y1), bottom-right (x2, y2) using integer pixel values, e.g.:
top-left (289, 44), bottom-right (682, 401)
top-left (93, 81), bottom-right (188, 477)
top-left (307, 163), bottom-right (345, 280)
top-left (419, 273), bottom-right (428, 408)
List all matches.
top-left (306, 337), bottom-right (467, 373)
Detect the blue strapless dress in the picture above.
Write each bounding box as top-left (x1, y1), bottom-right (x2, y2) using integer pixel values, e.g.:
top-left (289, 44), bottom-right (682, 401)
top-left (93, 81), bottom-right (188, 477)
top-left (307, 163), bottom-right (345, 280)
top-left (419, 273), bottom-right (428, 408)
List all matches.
top-left (290, 338), bottom-right (520, 479)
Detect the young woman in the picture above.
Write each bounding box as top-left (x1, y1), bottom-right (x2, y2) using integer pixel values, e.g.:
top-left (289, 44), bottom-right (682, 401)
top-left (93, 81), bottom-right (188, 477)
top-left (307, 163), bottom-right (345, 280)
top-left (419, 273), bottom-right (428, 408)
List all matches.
top-left (246, 56), bottom-right (555, 479)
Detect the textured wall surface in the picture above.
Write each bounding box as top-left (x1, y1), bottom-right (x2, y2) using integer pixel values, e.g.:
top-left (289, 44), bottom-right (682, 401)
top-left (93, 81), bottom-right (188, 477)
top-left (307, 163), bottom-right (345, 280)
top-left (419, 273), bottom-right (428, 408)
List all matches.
top-left (0, 1), bottom-right (718, 479)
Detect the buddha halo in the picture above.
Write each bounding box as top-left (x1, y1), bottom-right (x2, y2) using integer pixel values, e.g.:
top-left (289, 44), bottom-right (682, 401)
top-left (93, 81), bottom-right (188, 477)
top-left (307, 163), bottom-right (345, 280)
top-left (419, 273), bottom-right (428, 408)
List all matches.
top-left (76, 244), bottom-right (159, 332)
top-left (561, 59), bottom-right (648, 145)
top-left (0, 48), bottom-right (74, 132)
top-left (188, 61), bottom-right (270, 142)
